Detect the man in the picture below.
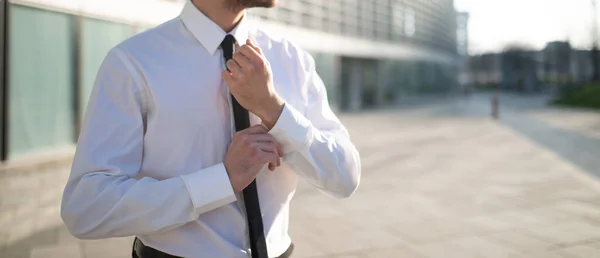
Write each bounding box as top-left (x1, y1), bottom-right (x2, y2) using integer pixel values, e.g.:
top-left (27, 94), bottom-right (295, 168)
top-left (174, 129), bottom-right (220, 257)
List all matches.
top-left (60, 0), bottom-right (361, 257)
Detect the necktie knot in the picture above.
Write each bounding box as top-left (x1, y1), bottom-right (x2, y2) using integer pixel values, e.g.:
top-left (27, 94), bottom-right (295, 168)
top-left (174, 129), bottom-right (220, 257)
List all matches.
top-left (221, 34), bottom-right (236, 61)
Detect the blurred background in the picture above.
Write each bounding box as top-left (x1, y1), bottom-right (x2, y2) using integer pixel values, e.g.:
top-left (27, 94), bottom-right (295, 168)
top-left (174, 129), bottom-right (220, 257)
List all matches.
top-left (1, 0), bottom-right (600, 257)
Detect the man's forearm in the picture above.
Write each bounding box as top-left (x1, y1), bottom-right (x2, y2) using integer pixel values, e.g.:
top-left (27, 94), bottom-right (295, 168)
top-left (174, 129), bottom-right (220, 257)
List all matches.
top-left (61, 162), bottom-right (236, 239)
top-left (267, 104), bottom-right (361, 198)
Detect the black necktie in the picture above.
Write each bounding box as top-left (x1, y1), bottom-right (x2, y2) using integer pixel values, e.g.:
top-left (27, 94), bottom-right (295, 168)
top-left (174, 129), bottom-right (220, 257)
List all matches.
top-left (220, 34), bottom-right (269, 258)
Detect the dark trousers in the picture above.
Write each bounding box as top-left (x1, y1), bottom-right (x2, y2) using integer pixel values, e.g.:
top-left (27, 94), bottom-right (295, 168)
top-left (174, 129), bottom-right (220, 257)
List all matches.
top-left (132, 238), bottom-right (294, 258)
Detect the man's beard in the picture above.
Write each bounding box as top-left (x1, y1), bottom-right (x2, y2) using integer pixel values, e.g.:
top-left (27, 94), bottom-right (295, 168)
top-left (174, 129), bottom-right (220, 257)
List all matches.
top-left (225, 0), bottom-right (277, 11)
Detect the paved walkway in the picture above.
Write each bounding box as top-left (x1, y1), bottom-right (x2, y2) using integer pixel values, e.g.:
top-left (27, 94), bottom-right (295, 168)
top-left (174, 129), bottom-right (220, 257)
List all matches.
top-left (3, 94), bottom-right (600, 258)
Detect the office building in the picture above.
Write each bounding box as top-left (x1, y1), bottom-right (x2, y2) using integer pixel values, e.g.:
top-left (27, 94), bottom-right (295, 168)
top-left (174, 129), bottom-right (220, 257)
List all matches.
top-left (456, 12), bottom-right (469, 56)
top-left (0, 0), bottom-right (459, 161)
top-left (468, 41), bottom-right (596, 93)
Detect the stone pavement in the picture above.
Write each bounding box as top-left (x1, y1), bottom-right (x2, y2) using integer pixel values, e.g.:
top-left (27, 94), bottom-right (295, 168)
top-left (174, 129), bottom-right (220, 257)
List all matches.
top-left (3, 94), bottom-right (600, 258)
top-left (528, 108), bottom-right (600, 141)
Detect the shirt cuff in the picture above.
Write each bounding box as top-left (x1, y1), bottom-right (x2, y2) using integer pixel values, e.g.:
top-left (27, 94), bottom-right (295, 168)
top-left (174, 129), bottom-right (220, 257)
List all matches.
top-left (268, 103), bottom-right (313, 155)
top-left (180, 163), bottom-right (237, 215)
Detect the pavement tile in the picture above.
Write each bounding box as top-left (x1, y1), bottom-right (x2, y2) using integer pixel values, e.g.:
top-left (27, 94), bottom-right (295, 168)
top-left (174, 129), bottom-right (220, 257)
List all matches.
top-left (332, 255), bottom-right (364, 258)
top-left (0, 249), bottom-right (31, 258)
top-left (556, 189), bottom-right (600, 202)
top-left (526, 206), bottom-right (575, 223)
top-left (58, 228), bottom-right (81, 245)
top-left (287, 240), bottom-right (326, 258)
top-left (11, 203), bottom-right (39, 224)
top-left (7, 218), bottom-right (35, 247)
top-left (342, 246), bottom-right (426, 258)
top-left (4, 96), bottom-right (600, 258)
top-left (590, 241), bottom-right (600, 249)
top-left (559, 244), bottom-right (600, 258)
top-left (0, 233), bottom-right (8, 250)
top-left (30, 243), bottom-right (82, 258)
top-left (484, 230), bottom-right (558, 253)
top-left (385, 219), bottom-right (475, 244)
top-left (81, 238), bottom-right (133, 258)
top-left (523, 221), bottom-right (600, 245)
top-left (492, 210), bottom-right (559, 228)
top-left (448, 236), bottom-right (522, 258)
top-left (515, 250), bottom-right (573, 258)
top-left (309, 227), bottom-right (405, 255)
top-left (461, 216), bottom-right (514, 232)
top-left (550, 200), bottom-right (600, 220)
top-left (0, 209), bottom-right (14, 230)
top-left (412, 239), bottom-right (481, 258)
top-left (33, 206), bottom-right (62, 232)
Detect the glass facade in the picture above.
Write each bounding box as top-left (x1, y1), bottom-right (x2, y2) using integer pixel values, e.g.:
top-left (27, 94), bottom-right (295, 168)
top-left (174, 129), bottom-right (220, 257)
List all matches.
top-left (8, 5), bottom-right (75, 158)
top-left (4, 3), bottom-right (139, 159)
top-left (2, 0), bottom-right (458, 159)
top-left (311, 52), bottom-right (339, 106)
top-left (249, 0), bottom-right (458, 110)
top-left (249, 0), bottom-right (457, 54)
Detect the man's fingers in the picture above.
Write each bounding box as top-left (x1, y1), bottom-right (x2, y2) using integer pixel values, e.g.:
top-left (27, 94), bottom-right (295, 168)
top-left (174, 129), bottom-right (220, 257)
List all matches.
top-left (258, 150), bottom-right (278, 167)
top-left (276, 142), bottom-right (284, 158)
top-left (249, 134), bottom-right (283, 169)
top-left (246, 38), bottom-right (263, 54)
top-left (239, 45), bottom-right (263, 64)
top-left (248, 134), bottom-right (277, 143)
top-left (240, 124), bottom-right (268, 135)
top-left (233, 52), bottom-right (254, 72)
top-left (226, 59), bottom-right (243, 77)
top-left (249, 134), bottom-right (284, 157)
top-left (256, 134), bottom-right (283, 158)
top-left (267, 152), bottom-right (280, 170)
top-left (257, 142), bottom-right (281, 167)
top-left (256, 142), bottom-right (277, 153)
top-left (222, 70), bottom-right (234, 85)
top-left (257, 146), bottom-right (280, 170)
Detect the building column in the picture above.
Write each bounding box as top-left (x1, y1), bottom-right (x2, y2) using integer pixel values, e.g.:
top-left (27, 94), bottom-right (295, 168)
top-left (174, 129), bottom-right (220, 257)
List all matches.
top-left (0, 0), bottom-right (8, 161)
top-left (376, 60), bottom-right (389, 106)
top-left (348, 59), bottom-right (362, 111)
top-left (329, 55), bottom-right (342, 111)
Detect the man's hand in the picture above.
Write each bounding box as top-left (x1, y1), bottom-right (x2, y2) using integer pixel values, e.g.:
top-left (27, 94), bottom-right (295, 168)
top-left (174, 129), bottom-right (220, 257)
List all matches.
top-left (222, 39), bottom-right (284, 130)
top-left (224, 125), bottom-right (283, 193)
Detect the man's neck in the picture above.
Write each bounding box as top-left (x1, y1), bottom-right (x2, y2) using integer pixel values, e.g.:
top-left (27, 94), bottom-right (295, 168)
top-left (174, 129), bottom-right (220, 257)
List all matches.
top-left (191, 0), bottom-right (244, 32)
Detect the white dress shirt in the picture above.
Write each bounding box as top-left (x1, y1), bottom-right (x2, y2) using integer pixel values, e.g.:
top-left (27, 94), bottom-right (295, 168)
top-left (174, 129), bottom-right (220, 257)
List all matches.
top-left (60, 2), bottom-right (361, 257)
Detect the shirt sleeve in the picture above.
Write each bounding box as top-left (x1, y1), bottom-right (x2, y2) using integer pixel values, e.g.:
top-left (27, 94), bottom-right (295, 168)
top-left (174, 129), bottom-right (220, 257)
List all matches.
top-left (60, 49), bottom-right (236, 240)
top-left (268, 51), bottom-right (361, 198)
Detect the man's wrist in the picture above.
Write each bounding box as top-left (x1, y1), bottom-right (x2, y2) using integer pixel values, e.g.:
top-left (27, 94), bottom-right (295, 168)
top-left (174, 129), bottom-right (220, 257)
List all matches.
top-left (258, 95), bottom-right (285, 130)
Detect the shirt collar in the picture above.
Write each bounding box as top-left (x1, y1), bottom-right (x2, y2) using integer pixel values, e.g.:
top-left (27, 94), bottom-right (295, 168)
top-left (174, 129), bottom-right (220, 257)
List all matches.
top-left (180, 1), bottom-right (250, 55)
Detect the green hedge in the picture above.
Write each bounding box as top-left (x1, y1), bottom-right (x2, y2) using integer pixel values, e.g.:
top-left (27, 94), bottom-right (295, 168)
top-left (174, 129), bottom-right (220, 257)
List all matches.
top-left (554, 83), bottom-right (600, 109)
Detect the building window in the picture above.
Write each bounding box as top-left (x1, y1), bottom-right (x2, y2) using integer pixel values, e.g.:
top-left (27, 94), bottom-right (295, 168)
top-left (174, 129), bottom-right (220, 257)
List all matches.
top-left (8, 4), bottom-right (75, 158)
top-left (392, 2), bottom-right (403, 36)
top-left (404, 7), bottom-right (416, 37)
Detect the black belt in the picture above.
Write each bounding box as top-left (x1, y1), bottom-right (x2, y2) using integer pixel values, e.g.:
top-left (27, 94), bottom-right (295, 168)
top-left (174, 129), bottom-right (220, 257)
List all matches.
top-left (132, 238), bottom-right (294, 258)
